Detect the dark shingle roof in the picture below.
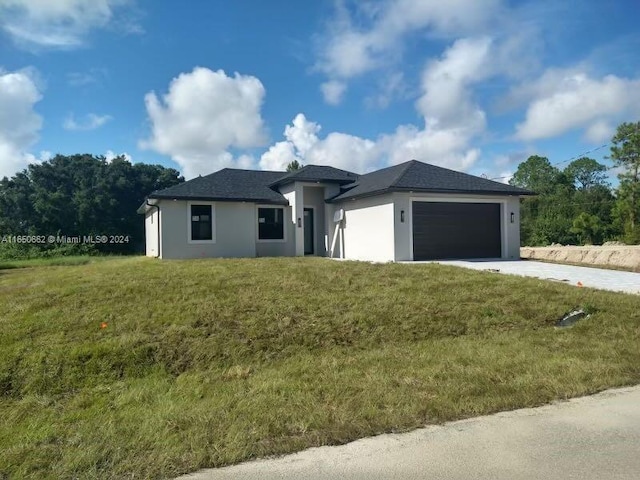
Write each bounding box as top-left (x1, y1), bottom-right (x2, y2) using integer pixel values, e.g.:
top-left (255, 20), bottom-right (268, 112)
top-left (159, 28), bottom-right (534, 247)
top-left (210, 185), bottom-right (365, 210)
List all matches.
top-left (148, 168), bottom-right (288, 204)
top-left (329, 160), bottom-right (534, 201)
top-left (270, 165), bottom-right (358, 186)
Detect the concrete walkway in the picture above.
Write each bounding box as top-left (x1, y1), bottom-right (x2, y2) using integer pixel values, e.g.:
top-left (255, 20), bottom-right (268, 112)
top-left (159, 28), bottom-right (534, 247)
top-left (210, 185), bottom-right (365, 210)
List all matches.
top-left (177, 386), bottom-right (640, 480)
top-left (430, 260), bottom-right (640, 295)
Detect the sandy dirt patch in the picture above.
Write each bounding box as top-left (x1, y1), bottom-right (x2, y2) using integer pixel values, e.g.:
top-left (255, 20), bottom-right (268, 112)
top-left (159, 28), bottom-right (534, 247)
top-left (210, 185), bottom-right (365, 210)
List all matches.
top-left (520, 245), bottom-right (640, 272)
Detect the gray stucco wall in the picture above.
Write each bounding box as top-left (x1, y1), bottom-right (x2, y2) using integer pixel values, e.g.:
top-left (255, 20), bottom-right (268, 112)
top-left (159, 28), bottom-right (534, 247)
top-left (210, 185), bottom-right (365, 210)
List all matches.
top-left (256, 206), bottom-right (296, 257)
top-left (302, 186), bottom-right (327, 256)
top-left (157, 200), bottom-right (295, 259)
top-left (159, 200), bottom-right (256, 259)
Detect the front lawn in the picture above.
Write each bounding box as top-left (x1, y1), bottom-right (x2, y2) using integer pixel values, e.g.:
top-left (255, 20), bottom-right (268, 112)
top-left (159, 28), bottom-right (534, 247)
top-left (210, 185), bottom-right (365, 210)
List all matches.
top-left (1, 257), bottom-right (639, 479)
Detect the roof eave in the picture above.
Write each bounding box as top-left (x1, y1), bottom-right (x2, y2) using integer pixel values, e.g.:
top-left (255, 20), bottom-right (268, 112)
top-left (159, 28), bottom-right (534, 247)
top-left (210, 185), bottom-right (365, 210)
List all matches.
top-left (329, 186), bottom-right (535, 203)
top-left (147, 194), bottom-right (289, 205)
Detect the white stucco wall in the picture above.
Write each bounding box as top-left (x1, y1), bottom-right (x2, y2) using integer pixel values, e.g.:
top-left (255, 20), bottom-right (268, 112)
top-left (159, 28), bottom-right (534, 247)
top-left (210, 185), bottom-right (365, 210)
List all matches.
top-left (144, 209), bottom-right (159, 257)
top-left (393, 192), bottom-right (522, 261)
top-left (336, 194), bottom-right (395, 262)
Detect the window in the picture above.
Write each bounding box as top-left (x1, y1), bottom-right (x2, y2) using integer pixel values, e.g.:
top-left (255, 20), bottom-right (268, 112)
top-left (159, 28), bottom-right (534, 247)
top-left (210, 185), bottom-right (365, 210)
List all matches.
top-left (190, 204), bottom-right (213, 241)
top-left (258, 207), bottom-right (284, 240)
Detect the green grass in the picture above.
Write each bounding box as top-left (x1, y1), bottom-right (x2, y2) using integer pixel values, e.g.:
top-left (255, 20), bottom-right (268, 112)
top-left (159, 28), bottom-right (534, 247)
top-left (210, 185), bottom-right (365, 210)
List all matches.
top-left (1, 257), bottom-right (639, 479)
top-left (0, 255), bottom-right (110, 270)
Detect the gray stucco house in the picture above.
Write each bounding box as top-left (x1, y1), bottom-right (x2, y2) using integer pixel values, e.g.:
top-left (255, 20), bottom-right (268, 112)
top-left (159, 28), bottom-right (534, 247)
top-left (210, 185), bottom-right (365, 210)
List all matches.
top-left (137, 160), bottom-right (533, 261)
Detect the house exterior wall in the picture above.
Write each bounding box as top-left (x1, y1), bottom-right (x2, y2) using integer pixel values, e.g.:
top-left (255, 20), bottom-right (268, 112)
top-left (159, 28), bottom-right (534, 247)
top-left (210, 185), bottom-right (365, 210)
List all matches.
top-left (159, 200), bottom-right (257, 259)
top-left (255, 204), bottom-right (296, 257)
top-left (144, 208), bottom-right (159, 257)
top-left (324, 184), bottom-right (342, 258)
top-left (392, 192), bottom-right (521, 261)
top-left (302, 186), bottom-right (326, 256)
top-left (335, 194), bottom-right (395, 262)
top-left (281, 183), bottom-right (304, 256)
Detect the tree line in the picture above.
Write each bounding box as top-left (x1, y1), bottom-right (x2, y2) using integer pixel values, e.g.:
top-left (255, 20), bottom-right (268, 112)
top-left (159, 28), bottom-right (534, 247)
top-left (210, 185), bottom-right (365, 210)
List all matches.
top-left (509, 121), bottom-right (640, 246)
top-left (0, 154), bottom-right (183, 258)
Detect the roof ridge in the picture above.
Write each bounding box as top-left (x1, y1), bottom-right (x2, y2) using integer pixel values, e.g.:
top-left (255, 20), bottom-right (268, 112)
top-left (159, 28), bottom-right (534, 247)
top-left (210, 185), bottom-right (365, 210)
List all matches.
top-left (388, 160), bottom-right (419, 188)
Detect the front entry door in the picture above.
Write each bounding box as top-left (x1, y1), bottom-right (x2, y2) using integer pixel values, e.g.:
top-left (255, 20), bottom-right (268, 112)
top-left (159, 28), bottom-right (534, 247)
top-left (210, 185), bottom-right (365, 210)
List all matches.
top-left (303, 208), bottom-right (314, 255)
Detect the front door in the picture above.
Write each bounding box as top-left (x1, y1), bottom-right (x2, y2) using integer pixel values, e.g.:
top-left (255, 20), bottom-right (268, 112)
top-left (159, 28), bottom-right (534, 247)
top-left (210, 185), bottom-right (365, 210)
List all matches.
top-left (303, 208), bottom-right (314, 255)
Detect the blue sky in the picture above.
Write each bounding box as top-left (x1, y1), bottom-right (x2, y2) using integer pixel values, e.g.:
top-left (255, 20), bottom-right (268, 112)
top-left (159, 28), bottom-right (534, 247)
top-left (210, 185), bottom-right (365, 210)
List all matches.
top-left (1, 0), bottom-right (639, 181)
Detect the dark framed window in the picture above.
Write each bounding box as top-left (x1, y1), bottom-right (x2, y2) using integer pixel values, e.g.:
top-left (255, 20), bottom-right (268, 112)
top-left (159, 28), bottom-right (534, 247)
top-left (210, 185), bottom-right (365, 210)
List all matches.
top-left (258, 207), bottom-right (284, 240)
top-left (190, 204), bottom-right (213, 241)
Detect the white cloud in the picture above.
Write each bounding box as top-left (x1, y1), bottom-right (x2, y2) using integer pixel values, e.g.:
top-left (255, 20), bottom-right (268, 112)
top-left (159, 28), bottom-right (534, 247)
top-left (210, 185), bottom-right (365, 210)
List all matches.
top-left (63, 113), bottom-right (112, 131)
top-left (66, 68), bottom-right (107, 87)
top-left (0, 0), bottom-right (139, 49)
top-left (416, 37), bottom-right (491, 130)
top-left (262, 36), bottom-right (489, 174)
top-left (315, 0), bottom-right (502, 103)
top-left (0, 68), bottom-right (43, 178)
top-left (320, 80), bottom-right (347, 105)
top-left (515, 71), bottom-right (640, 141)
top-left (105, 150), bottom-right (132, 163)
top-left (140, 67), bottom-right (268, 179)
top-left (259, 113), bottom-right (479, 174)
top-left (584, 120), bottom-right (614, 144)
top-left (365, 71), bottom-right (406, 109)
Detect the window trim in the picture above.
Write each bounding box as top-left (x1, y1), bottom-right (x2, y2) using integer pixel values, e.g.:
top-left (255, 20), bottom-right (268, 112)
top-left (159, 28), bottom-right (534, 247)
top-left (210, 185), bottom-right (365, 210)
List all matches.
top-left (256, 205), bottom-right (287, 243)
top-left (187, 201), bottom-right (216, 244)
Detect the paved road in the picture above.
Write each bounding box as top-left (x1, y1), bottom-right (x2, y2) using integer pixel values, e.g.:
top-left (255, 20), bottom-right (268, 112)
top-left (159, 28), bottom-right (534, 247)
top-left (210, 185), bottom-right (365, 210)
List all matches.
top-left (431, 260), bottom-right (640, 295)
top-left (178, 386), bottom-right (640, 480)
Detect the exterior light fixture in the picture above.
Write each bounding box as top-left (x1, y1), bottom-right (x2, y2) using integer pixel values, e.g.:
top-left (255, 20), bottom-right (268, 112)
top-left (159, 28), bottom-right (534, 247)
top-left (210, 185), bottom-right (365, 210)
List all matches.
top-left (297, 217), bottom-right (302, 227)
top-left (510, 212), bottom-right (515, 224)
top-left (400, 210), bottom-right (405, 223)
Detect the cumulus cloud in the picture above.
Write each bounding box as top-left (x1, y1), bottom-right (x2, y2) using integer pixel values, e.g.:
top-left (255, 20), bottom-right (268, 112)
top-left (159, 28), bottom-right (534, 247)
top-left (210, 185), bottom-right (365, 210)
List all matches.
top-left (63, 113), bottom-right (112, 131)
top-left (515, 71), bottom-right (640, 141)
top-left (365, 71), bottom-right (406, 109)
top-left (262, 36), bottom-right (490, 174)
top-left (315, 0), bottom-right (502, 103)
top-left (584, 120), bottom-right (614, 144)
top-left (0, 0), bottom-right (139, 49)
top-left (259, 113), bottom-right (479, 174)
top-left (320, 80), bottom-right (347, 105)
top-left (416, 36), bottom-right (491, 130)
top-left (140, 67), bottom-right (268, 179)
top-left (105, 150), bottom-right (132, 163)
top-left (0, 68), bottom-right (43, 178)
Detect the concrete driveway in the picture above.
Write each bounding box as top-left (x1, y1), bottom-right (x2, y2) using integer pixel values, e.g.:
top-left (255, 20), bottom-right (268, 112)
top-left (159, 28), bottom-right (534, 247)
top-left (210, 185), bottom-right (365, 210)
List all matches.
top-left (430, 260), bottom-right (640, 295)
top-left (177, 386), bottom-right (640, 480)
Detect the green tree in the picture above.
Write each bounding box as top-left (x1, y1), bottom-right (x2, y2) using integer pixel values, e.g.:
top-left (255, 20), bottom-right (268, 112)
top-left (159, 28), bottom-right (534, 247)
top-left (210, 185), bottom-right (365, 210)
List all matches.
top-left (510, 155), bottom-right (562, 194)
top-left (608, 121), bottom-right (640, 243)
top-left (510, 155), bottom-right (576, 245)
top-left (563, 158), bottom-right (617, 244)
top-left (564, 157), bottom-right (608, 190)
top-left (570, 212), bottom-right (602, 245)
top-left (286, 160), bottom-right (302, 172)
top-left (0, 154), bottom-right (183, 257)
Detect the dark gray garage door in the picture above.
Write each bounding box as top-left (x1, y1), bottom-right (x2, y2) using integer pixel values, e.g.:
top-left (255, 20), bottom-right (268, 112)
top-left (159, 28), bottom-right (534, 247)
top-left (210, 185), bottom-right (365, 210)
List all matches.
top-left (412, 202), bottom-right (501, 260)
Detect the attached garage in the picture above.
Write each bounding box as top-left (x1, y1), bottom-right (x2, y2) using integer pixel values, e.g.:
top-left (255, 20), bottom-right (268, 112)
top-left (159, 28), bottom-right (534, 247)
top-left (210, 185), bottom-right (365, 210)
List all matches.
top-left (412, 201), bottom-right (502, 260)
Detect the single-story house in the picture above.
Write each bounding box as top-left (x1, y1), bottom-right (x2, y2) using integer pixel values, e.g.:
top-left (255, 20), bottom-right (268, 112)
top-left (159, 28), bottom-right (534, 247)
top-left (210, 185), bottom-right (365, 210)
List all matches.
top-left (137, 160), bottom-right (534, 261)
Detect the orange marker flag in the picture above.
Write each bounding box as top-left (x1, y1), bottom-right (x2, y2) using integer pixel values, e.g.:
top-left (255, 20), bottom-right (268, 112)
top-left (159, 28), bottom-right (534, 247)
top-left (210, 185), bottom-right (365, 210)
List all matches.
top-left (100, 322), bottom-right (108, 329)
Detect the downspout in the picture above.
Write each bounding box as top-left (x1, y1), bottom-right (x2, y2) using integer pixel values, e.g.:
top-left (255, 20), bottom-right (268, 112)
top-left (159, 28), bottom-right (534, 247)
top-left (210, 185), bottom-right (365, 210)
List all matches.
top-left (146, 199), bottom-right (161, 258)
